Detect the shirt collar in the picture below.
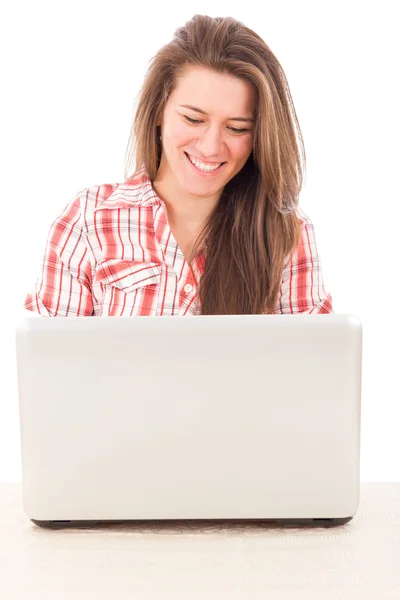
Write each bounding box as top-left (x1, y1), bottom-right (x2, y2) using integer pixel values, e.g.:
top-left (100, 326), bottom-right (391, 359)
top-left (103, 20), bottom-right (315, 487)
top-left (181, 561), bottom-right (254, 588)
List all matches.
top-left (93, 162), bottom-right (209, 256)
top-left (94, 164), bottom-right (163, 212)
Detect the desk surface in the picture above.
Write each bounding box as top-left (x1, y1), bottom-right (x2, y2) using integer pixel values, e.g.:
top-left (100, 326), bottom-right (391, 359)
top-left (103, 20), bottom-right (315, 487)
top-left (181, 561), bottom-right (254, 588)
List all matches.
top-left (0, 482), bottom-right (399, 599)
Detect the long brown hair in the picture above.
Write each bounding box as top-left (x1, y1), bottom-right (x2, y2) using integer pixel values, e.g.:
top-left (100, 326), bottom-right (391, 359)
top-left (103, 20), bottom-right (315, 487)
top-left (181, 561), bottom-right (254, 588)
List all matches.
top-left (124, 14), bottom-right (304, 314)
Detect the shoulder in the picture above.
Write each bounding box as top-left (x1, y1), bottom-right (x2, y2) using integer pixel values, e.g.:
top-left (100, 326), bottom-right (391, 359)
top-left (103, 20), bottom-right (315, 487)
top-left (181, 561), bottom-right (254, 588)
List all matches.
top-left (281, 205), bottom-right (317, 268)
top-left (74, 167), bottom-right (161, 214)
top-left (73, 182), bottom-right (122, 214)
top-left (294, 205), bottom-right (313, 227)
top-left (51, 182), bottom-right (122, 230)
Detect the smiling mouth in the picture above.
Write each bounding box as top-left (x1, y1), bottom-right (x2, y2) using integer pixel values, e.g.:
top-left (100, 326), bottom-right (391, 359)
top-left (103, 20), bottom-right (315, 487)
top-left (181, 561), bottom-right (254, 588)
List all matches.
top-left (184, 152), bottom-right (227, 171)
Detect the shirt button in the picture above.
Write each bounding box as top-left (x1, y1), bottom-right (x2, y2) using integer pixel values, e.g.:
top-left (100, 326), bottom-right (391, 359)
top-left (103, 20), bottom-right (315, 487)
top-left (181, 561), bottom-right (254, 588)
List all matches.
top-left (184, 283), bottom-right (193, 293)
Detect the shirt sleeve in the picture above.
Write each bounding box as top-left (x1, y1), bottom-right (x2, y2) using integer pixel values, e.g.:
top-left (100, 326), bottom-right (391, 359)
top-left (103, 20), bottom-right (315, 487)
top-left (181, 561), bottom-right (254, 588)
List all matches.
top-left (23, 191), bottom-right (94, 317)
top-left (272, 214), bottom-right (333, 315)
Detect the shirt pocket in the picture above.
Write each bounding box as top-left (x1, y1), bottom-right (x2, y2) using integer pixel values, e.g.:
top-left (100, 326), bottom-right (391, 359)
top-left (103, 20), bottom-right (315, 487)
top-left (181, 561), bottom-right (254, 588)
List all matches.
top-left (93, 259), bottom-right (162, 316)
top-left (94, 259), bottom-right (161, 292)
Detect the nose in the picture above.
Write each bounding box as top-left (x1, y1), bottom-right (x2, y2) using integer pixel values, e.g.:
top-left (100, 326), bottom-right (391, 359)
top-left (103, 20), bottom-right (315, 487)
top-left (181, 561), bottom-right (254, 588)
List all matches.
top-left (195, 125), bottom-right (225, 159)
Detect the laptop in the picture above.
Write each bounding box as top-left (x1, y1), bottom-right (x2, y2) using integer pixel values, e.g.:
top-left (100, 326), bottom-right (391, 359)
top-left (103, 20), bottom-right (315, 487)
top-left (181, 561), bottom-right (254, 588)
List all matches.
top-left (15, 314), bottom-right (362, 528)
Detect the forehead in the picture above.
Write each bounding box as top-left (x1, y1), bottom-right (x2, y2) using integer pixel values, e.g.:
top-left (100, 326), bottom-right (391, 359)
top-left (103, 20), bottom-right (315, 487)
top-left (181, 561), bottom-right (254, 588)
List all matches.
top-left (170, 66), bottom-right (256, 115)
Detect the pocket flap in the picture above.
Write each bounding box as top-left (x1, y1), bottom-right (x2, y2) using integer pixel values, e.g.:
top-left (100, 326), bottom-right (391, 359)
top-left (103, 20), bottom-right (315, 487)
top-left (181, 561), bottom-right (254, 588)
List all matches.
top-left (95, 259), bottom-right (161, 292)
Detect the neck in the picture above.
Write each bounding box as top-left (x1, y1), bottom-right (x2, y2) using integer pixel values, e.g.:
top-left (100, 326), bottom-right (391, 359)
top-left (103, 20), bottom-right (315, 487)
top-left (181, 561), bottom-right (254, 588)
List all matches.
top-left (152, 173), bottom-right (221, 232)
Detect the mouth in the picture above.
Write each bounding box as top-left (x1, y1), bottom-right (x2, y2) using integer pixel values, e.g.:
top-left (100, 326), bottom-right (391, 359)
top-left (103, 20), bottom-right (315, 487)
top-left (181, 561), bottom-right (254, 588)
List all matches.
top-left (184, 152), bottom-right (226, 175)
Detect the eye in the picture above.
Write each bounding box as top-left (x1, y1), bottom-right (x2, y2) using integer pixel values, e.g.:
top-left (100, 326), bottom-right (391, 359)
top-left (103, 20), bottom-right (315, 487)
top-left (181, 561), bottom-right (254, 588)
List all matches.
top-left (183, 115), bottom-right (249, 135)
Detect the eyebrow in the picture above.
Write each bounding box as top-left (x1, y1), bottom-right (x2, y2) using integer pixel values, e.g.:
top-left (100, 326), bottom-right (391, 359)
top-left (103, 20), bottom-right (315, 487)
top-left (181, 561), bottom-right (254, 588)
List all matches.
top-left (178, 104), bottom-right (255, 123)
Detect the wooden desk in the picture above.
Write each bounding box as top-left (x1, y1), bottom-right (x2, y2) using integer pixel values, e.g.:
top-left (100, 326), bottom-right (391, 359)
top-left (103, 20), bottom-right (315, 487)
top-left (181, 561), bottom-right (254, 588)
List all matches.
top-left (0, 482), bottom-right (399, 599)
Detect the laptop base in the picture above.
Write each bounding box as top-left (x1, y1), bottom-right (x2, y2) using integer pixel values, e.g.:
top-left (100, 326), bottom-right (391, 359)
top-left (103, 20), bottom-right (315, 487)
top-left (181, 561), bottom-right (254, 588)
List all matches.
top-left (32, 516), bottom-right (354, 529)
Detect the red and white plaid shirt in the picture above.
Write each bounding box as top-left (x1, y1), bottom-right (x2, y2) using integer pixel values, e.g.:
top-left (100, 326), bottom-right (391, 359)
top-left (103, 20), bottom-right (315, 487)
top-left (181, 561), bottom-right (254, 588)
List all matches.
top-left (24, 165), bottom-right (333, 317)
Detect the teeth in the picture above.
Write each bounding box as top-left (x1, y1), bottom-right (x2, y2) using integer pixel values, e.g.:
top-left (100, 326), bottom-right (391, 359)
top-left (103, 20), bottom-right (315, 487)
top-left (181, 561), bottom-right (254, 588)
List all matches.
top-left (187, 153), bottom-right (222, 172)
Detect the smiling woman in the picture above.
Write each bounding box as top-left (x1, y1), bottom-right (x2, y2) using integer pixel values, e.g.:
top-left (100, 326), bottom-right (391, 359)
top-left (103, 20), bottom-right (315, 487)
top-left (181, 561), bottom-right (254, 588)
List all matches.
top-left (152, 65), bottom-right (256, 215)
top-left (23, 14), bottom-right (333, 317)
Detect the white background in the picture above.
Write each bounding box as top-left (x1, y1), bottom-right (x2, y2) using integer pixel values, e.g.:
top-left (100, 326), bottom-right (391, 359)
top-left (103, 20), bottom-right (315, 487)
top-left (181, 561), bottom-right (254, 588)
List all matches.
top-left (1, 1), bottom-right (399, 481)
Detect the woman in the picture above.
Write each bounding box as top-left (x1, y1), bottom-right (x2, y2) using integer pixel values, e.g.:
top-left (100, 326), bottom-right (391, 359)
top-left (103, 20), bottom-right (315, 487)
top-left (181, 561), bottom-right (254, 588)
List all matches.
top-left (24, 14), bottom-right (333, 317)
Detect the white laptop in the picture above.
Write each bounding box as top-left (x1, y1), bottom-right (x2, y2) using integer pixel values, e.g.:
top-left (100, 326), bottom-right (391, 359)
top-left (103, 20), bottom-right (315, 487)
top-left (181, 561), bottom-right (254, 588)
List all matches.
top-left (15, 314), bottom-right (362, 528)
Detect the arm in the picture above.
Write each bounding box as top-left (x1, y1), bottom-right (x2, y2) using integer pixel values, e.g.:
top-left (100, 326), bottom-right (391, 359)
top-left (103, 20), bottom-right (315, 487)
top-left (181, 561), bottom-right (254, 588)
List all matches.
top-left (273, 216), bottom-right (333, 315)
top-left (23, 191), bottom-right (94, 317)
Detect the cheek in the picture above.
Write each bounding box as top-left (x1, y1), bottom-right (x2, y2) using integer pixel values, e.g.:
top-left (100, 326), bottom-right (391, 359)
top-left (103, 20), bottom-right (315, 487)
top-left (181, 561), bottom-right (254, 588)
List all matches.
top-left (231, 137), bottom-right (253, 160)
top-left (166, 121), bottom-right (192, 147)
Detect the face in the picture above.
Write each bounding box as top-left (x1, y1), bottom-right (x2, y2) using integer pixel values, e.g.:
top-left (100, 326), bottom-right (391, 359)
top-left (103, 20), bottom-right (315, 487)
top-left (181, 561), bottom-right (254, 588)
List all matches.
top-left (156, 66), bottom-right (256, 202)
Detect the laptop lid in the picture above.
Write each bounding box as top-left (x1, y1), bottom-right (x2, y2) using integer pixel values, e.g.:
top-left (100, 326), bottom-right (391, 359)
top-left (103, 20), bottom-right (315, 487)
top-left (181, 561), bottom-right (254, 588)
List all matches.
top-left (15, 314), bottom-right (362, 526)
